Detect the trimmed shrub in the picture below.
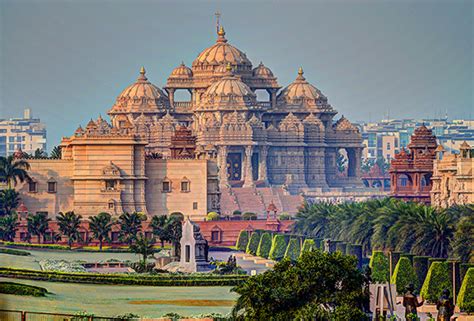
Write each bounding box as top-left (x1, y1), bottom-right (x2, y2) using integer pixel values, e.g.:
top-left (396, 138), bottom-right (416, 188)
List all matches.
top-left (206, 212), bottom-right (220, 221)
top-left (256, 232), bottom-right (272, 259)
top-left (246, 232), bottom-right (261, 255)
top-left (420, 261), bottom-right (452, 303)
top-left (369, 251), bottom-right (390, 283)
top-left (460, 263), bottom-right (474, 282)
top-left (0, 248), bottom-right (31, 256)
top-left (269, 234), bottom-right (287, 261)
top-left (457, 268), bottom-right (474, 314)
top-left (4, 242), bottom-right (69, 250)
top-left (233, 210), bottom-right (242, 216)
top-left (400, 253), bottom-right (414, 264)
top-left (236, 230), bottom-right (249, 251)
top-left (335, 242), bottom-right (347, 254)
top-left (278, 213), bottom-right (291, 220)
top-left (0, 281), bottom-right (47, 297)
top-left (413, 256), bottom-right (430, 292)
top-left (347, 244), bottom-right (363, 269)
top-left (391, 257), bottom-right (418, 295)
top-left (284, 238), bottom-right (301, 262)
top-left (389, 251), bottom-right (402, 274)
top-left (242, 212), bottom-right (257, 220)
top-left (428, 257), bottom-right (446, 269)
top-left (314, 238), bottom-right (323, 249)
top-left (301, 239), bottom-right (316, 255)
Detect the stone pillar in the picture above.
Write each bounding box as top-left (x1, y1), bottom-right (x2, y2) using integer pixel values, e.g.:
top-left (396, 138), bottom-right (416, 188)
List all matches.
top-left (259, 146), bottom-right (269, 184)
top-left (167, 88), bottom-right (175, 109)
top-left (243, 145), bottom-right (254, 187)
top-left (218, 146), bottom-right (229, 187)
top-left (270, 89), bottom-right (277, 108)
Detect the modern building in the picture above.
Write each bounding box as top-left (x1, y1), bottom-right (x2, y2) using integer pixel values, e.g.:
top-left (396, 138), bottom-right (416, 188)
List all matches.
top-left (431, 142), bottom-right (474, 207)
top-left (389, 125), bottom-right (437, 203)
top-left (0, 108), bottom-right (47, 157)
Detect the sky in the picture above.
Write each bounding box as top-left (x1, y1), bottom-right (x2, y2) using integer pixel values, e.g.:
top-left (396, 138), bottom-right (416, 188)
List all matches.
top-left (0, 0), bottom-right (473, 150)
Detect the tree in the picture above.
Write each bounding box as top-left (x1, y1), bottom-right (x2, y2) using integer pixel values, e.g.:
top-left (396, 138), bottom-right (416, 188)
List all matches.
top-left (284, 238), bottom-right (301, 262)
top-left (27, 212), bottom-right (51, 244)
top-left (0, 155), bottom-right (30, 189)
top-left (336, 152), bottom-right (347, 173)
top-left (118, 212), bottom-right (144, 245)
top-left (268, 234), bottom-right (287, 261)
top-left (0, 189), bottom-right (21, 216)
top-left (49, 146), bottom-right (62, 159)
top-left (391, 257), bottom-right (419, 295)
top-left (0, 214), bottom-right (18, 241)
top-left (246, 232), bottom-right (260, 255)
top-left (293, 201), bottom-right (336, 239)
top-left (451, 213), bottom-right (473, 263)
top-left (206, 211), bottom-right (220, 221)
top-left (150, 215), bottom-right (168, 248)
top-left (232, 250), bottom-right (368, 320)
top-left (88, 212), bottom-right (113, 251)
top-left (57, 211), bottom-right (83, 249)
top-left (256, 232), bottom-right (272, 258)
top-left (165, 214), bottom-right (183, 257)
top-left (301, 239), bottom-right (316, 255)
top-left (129, 232), bottom-right (155, 266)
top-left (236, 230), bottom-right (249, 251)
top-left (33, 148), bottom-right (48, 159)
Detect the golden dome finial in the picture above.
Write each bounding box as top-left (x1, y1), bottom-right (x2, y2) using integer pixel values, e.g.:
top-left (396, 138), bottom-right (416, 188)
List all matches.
top-left (298, 67), bottom-right (304, 76)
top-left (226, 62), bottom-right (232, 72)
top-left (140, 66), bottom-right (146, 75)
top-left (218, 25), bottom-right (225, 37)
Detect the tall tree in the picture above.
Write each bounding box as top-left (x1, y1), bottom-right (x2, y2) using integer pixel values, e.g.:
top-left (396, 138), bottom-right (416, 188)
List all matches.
top-left (451, 214), bottom-right (473, 263)
top-left (0, 155), bottom-right (30, 189)
top-left (118, 212), bottom-right (145, 245)
top-left (150, 215), bottom-right (168, 248)
top-left (33, 148), bottom-right (47, 159)
top-left (129, 232), bottom-right (155, 266)
top-left (0, 189), bottom-right (21, 216)
top-left (88, 212), bottom-right (113, 251)
top-left (57, 211), bottom-right (83, 249)
top-left (49, 146), bottom-right (62, 159)
top-left (0, 214), bottom-right (18, 241)
top-left (27, 212), bottom-right (51, 244)
top-left (165, 214), bottom-right (183, 257)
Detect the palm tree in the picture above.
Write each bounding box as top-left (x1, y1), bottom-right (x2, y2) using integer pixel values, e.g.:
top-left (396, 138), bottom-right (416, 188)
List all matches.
top-left (293, 201), bottom-right (336, 239)
top-left (88, 212), bottom-right (113, 251)
top-left (118, 212), bottom-right (144, 245)
top-left (0, 155), bottom-right (30, 189)
top-left (57, 211), bottom-right (83, 249)
top-left (129, 233), bottom-right (155, 266)
top-left (451, 214), bottom-right (474, 263)
top-left (49, 146), bottom-right (62, 159)
top-left (150, 215), bottom-right (168, 248)
top-left (0, 189), bottom-right (21, 216)
top-left (27, 212), bottom-right (51, 244)
top-left (165, 215), bottom-right (183, 257)
top-left (0, 213), bottom-right (18, 241)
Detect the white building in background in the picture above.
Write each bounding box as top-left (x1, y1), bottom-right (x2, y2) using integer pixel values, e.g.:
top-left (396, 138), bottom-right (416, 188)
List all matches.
top-left (0, 108), bottom-right (47, 157)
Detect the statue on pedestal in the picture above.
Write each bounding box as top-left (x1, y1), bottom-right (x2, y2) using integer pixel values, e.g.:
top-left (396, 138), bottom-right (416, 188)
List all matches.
top-left (402, 283), bottom-right (424, 321)
top-left (436, 289), bottom-right (454, 321)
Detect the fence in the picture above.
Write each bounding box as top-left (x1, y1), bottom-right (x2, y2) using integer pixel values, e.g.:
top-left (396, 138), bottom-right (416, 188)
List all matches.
top-left (0, 310), bottom-right (135, 321)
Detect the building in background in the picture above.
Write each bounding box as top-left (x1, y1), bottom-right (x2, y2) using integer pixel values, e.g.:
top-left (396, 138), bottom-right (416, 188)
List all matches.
top-left (431, 142), bottom-right (474, 207)
top-left (0, 108), bottom-right (47, 157)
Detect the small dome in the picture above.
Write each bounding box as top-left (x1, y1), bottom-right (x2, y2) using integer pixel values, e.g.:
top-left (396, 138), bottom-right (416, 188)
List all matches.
top-left (253, 62), bottom-right (274, 78)
top-left (109, 67), bottom-right (169, 114)
top-left (192, 27), bottom-right (252, 69)
top-left (278, 68), bottom-right (326, 105)
top-left (169, 62), bottom-right (193, 78)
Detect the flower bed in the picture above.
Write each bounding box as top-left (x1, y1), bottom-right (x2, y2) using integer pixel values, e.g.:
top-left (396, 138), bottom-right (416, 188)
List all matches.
top-left (39, 259), bottom-right (87, 272)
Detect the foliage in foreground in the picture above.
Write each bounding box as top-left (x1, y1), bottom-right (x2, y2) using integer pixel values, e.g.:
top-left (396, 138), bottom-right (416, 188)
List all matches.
top-left (391, 257), bottom-right (418, 295)
top-left (420, 261), bottom-right (452, 303)
top-left (457, 267), bottom-right (474, 313)
top-left (0, 281), bottom-right (47, 297)
top-left (232, 249), bottom-right (368, 320)
top-left (369, 251), bottom-right (389, 283)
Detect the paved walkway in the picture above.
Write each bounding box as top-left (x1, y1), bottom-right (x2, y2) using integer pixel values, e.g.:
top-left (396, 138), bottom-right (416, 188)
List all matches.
top-left (209, 249), bottom-right (272, 274)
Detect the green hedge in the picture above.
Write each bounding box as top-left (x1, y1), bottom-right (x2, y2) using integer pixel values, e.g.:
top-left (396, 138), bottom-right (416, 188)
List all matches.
top-left (335, 242), bottom-right (347, 254)
top-left (420, 261), bottom-right (452, 303)
top-left (246, 232), bottom-right (261, 255)
top-left (269, 234), bottom-right (287, 261)
top-left (390, 257), bottom-right (418, 295)
top-left (3, 242), bottom-right (70, 250)
top-left (389, 252), bottom-right (402, 274)
top-left (369, 251), bottom-right (390, 283)
top-left (457, 268), bottom-right (474, 313)
top-left (284, 238), bottom-right (301, 262)
top-left (236, 230), bottom-right (249, 251)
top-left (413, 256), bottom-right (430, 292)
top-left (0, 248), bottom-right (31, 256)
top-left (301, 239), bottom-right (315, 255)
top-left (0, 267), bottom-right (248, 287)
top-left (460, 263), bottom-right (474, 281)
top-left (256, 233), bottom-right (272, 259)
top-left (400, 253), bottom-right (414, 264)
top-left (0, 281), bottom-right (47, 297)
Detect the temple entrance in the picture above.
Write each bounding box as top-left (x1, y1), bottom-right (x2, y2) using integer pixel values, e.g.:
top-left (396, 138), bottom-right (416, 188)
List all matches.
top-left (227, 153), bottom-right (242, 181)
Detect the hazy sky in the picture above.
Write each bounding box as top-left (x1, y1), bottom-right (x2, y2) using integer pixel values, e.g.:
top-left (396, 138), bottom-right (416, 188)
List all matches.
top-left (1, 0), bottom-right (472, 150)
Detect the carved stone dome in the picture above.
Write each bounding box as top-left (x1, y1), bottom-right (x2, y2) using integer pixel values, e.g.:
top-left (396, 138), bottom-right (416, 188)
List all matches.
top-left (192, 27), bottom-right (252, 72)
top-left (109, 67), bottom-right (169, 115)
top-left (277, 68), bottom-right (326, 106)
top-left (169, 62), bottom-right (193, 78)
top-left (253, 62), bottom-right (274, 78)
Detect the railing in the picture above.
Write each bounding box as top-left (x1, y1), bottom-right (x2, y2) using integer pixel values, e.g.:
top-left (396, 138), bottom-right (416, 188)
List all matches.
top-left (173, 101), bottom-right (192, 108)
top-left (0, 310), bottom-right (132, 321)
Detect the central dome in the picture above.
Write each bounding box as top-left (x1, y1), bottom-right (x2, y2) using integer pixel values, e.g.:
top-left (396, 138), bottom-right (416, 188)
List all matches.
top-left (192, 27), bottom-right (252, 73)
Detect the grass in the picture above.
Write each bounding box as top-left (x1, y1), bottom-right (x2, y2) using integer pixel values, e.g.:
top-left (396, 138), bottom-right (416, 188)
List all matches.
top-left (128, 299), bottom-right (235, 306)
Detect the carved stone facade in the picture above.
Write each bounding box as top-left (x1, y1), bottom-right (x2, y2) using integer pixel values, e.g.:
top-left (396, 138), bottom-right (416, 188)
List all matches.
top-left (389, 125), bottom-right (437, 203)
top-left (106, 27), bottom-right (363, 192)
top-left (431, 142), bottom-right (474, 207)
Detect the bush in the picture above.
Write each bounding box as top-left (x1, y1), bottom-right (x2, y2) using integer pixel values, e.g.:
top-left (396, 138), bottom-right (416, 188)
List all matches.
top-left (242, 212), bottom-right (257, 220)
top-left (420, 261), bottom-right (452, 303)
top-left (284, 238), bottom-right (301, 262)
top-left (413, 256), bottom-right (430, 292)
top-left (233, 210), bottom-right (242, 216)
top-left (335, 242), bottom-right (347, 253)
top-left (301, 239), bottom-right (316, 255)
top-left (236, 230), bottom-right (249, 251)
top-left (369, 251), bottom-right (389, 283)
top-left (0, 281), bottom-right (47, 297)
top-left (269, 234), bottom-right (287, 261)
top-left (4, 242), bottom-right (69, 250)
top-left (246, 232), bottom-right (261, 255)
top-left (278, 213), bottom-right (291, 220)
top-left (0, 248), bottom-right (31, 256)
top-left (391, 257), bottom-right (418, 295)
top-left (206, 212), bottom-right (220, 221)
top-left (457, 268), bottom-right (474, 313)
top-left (256, 233), bottom-right (272, 258)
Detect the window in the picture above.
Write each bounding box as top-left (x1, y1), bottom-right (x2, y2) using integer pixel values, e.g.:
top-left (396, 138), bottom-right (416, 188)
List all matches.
top-left (193, 202), bottom-right (198, 210)
top-left (185, 245), bottom-right (191, 263)
top-left (162, 181), bottom-right (171, 193)
top-left (105, 180), bottom-right (116, 191)
top-left (108, 200), bottom-right (115, 210)
top-left (47, 181), bottom-right (57, 193)
top-left (211, 231), bottom-right (220, 242)
top-left (28, 181), bottom-right (37, 193)
top-left (387, 142), bottom-right (391, 150)
top-left (181, 181), bottom-right (190, 192)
